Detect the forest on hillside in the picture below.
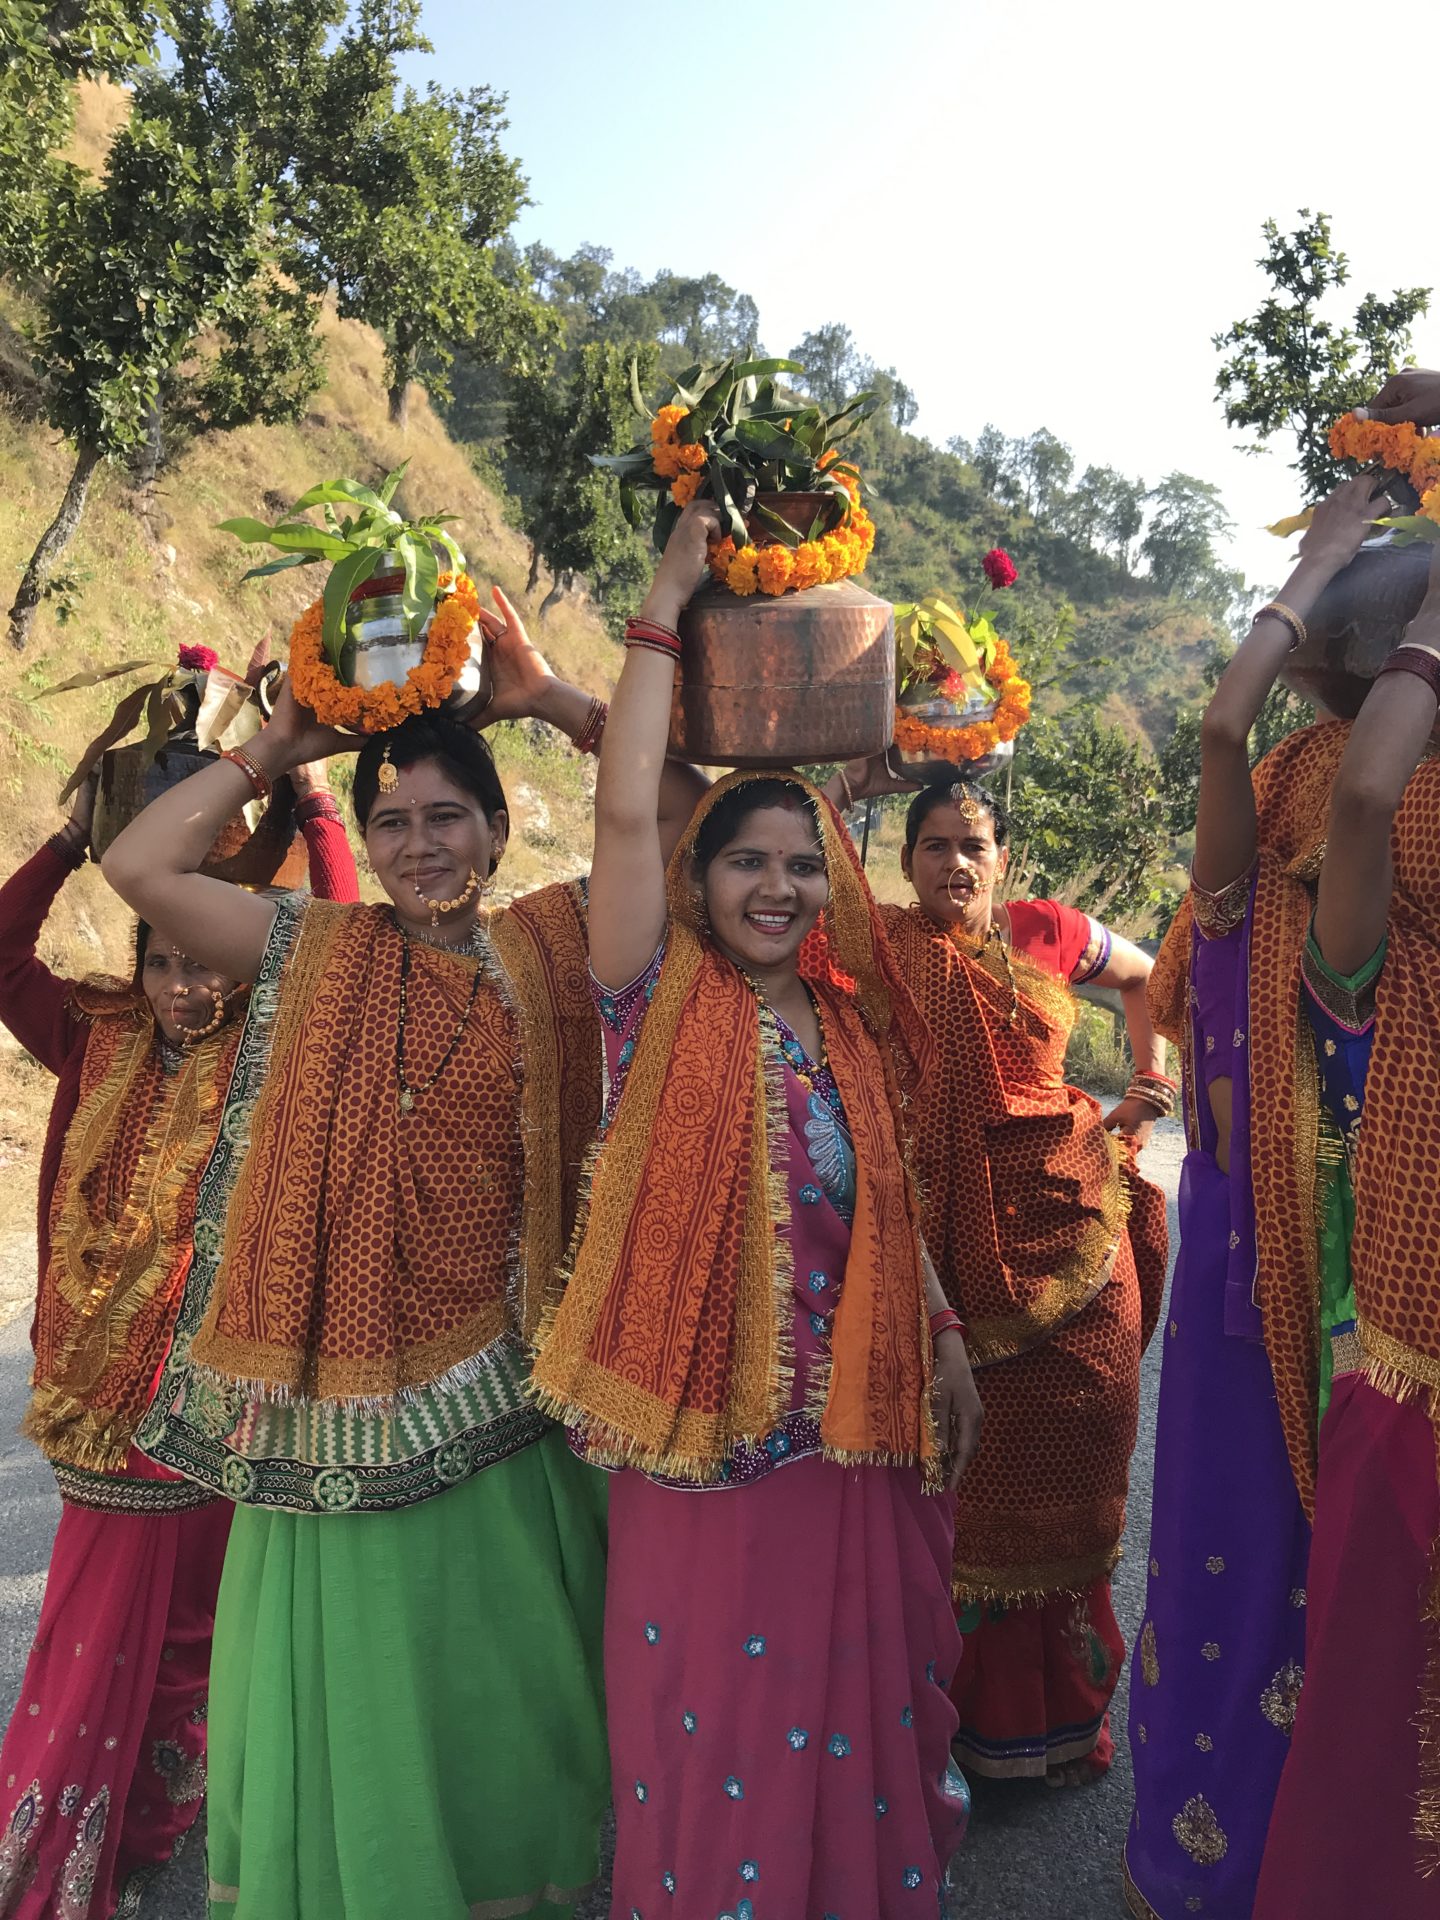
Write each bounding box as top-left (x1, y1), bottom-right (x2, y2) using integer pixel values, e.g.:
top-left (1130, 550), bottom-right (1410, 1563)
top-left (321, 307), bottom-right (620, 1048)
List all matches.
top-left (2, 2), bottom-right (1430, 930)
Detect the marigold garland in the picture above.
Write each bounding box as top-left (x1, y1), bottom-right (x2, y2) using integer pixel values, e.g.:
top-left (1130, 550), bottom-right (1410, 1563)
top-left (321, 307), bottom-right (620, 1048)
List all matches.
top-left (1330, 413), bottom-right (1440, 527)
top-left (891, 639), bottom-right (1033, 766)
top-left (288, 569), bottom-right (480, 732)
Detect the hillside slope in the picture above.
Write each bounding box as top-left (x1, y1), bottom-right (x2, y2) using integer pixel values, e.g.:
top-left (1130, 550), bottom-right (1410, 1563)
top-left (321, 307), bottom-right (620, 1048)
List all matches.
top-left (0, 301), bottom-right (622, 1229)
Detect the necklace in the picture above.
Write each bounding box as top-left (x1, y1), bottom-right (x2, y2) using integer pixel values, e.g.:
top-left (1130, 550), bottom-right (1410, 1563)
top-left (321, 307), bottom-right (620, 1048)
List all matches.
top-left (395, 922), bottom-right (488, 1115)
top-left (982, 924), bottom-right (1021, 1030)
top-left (738, 970), bottom-right (845, 1116)
top-left (406, 915), bottom-right (488, 957)
top-left (158, 1036), bottom-right (187, 1077)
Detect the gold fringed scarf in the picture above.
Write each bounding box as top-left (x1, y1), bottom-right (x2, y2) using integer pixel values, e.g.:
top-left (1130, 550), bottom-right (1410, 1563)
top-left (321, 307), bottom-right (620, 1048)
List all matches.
top-left (530, 772), bottom-right (939, 1483)
top-left (189, 882), bottom-right (598, 1404)
top-left (26, 988), bottom-right (240, 1471)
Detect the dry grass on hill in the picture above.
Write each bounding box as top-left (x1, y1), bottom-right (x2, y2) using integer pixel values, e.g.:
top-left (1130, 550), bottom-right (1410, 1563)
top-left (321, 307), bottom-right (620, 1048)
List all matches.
top-left (0, 292), bottom-right (621, 1237)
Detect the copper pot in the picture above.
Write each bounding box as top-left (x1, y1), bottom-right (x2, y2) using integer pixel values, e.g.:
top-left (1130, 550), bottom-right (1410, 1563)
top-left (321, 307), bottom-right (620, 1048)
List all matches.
top-left (1281, 537), bottom-right (1434, 716)
top-left (744, 491), bottom-right (843, 544)
top-left (92, 744), bottom-right (309, 888)
top-left (671, 577), bottom-right (895, 769)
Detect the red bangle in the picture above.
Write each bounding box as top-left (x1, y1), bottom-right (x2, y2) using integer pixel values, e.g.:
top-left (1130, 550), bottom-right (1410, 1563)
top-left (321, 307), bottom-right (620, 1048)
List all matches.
top-left (293, 792), bottom-right (342, 827)
top-left (929, 1308), bottom-right (967, 1346)
top-left (571, 696), bottom-right (608, 757)
top-left (1135, 1070), bottom-right (1177, 1090)
top-left (625, 637), bottom-right (682, 662)
top-left (1377, 650), bottom-right (1440, 704)
top-left (221, 747), bottom-right (272, 802)
top-left (625, 617), bottom-right (682, 655)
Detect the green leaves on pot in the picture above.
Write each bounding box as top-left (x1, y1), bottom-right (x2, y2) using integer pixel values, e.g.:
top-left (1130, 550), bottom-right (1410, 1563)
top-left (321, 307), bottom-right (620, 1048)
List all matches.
top-left (894, 593), bottom-right (998, 699)
top-left (219, 463), bottom-right (469, 668)
top-left (589, 351), bottom-right (881, 552)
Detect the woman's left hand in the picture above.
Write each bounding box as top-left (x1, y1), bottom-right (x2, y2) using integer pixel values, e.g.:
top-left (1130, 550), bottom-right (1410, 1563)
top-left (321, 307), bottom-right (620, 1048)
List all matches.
top-left (1103, 1095), bottom-right (1157, 1151)
top-left (469, 585), bottom-right (558, 727)
top-left (932, 1330), bottom-right (984, 1492)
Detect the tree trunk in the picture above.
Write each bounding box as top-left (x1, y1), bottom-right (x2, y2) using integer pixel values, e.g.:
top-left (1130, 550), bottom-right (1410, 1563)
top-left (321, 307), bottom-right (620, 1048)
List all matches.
top-left (8, 442), bottom-right (102, 651)
top-left (526, 543), bottom-right (542, 595)
top-left (387, 376), bottom-right (410, 429)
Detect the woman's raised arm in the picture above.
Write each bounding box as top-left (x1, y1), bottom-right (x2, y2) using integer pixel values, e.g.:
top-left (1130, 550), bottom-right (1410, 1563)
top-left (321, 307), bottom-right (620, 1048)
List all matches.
top-left (588, 502), bottom-right (718, 989)
top-left (1313, 546), bottom-right (1440, 977)
top-left (1194, 474), bottom-right (1383, 891)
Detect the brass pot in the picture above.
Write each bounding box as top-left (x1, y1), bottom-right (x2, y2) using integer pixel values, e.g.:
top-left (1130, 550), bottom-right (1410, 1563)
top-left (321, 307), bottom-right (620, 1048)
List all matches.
top-left (670, 577), bottom-right (895, 769)
top-left (345, 554), bottom-right (493, 722)
top-left (92, 744), bottom-right (308, 888)
top-left (1281, 536), bottom-right (1435, 716)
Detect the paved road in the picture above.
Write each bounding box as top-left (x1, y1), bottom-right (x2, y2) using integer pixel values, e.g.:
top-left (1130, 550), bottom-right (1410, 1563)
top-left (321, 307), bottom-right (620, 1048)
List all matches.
top-left (0, 1112), bottom-right (1183, 1920)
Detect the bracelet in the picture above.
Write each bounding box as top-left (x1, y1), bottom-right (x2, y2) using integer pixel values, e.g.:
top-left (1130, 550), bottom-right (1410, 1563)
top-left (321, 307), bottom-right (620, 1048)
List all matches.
top-left (929, 1308), bottom-right (967, 1347)
top-left (1395, 640), bottom-right (1440, 665)
top-left (47, 828), bottom-right (87, 867)
top-left (1134, 1069), bottom-right (1177, 1091)
top-left (1125, 1077), bottom-right (1177, 1119)
top-left (625, 637), bottom-right (682, 663)
top-left (221, 746), bottom-right (272, 802)
top-left (1253, 602), bottom-right (1307, 653)
top-left (625, 617), bottom-right (682, 656)
top-left (293, 792), bottom-right (342, 827)
top-left (571, 696), bottom-right (608, 757)
top-left (1376, 650), bottom-right (1440, 704)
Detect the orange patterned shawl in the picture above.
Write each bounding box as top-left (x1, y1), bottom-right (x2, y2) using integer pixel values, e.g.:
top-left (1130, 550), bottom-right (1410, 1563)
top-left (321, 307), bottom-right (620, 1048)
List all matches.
top-left (27, 987), bottom-right (240, 1470)
top-left (530, 773), bottom-right (939, 1484)
top-left (189, 882), bottom-right (597, 1405)
top-left (880, 904), bottom-right (1166, 1365)
top-left (1148, 720), bottom-right (1346, 1517)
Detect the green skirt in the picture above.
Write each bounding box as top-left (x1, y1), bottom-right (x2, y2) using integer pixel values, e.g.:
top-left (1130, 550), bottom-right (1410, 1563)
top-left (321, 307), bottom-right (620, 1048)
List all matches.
top-left (206, 1428), bottom-right (609, 1919)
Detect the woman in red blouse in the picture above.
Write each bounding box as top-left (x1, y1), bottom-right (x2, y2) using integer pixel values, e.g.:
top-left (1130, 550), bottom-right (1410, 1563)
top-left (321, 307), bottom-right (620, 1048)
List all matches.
top-left (0, 763), bottom-right (356, 1920)
top-left (825, 767), bottom-right (1170, 1787)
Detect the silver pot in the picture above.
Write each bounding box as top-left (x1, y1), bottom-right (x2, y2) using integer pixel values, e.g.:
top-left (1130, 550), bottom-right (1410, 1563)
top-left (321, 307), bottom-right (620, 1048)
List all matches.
top-left (892, 687), bottom-right (1016, 785)
top-left (345, 552), bottom-right (493, 723)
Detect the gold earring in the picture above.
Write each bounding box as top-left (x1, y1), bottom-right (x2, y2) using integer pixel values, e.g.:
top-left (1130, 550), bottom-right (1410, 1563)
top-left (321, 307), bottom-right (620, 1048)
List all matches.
top-left (378, 742), bottom-right (399, 795)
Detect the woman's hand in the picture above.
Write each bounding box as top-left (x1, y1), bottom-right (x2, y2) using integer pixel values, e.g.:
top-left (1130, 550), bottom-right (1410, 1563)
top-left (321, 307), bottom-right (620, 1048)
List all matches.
top-left (1359, 369), bottom-right (1440, 430)
top-left (1103, 1095), bottom-right (1156, 1152)
top-left (1297, 471), bottom-right (1389, 573)
top-left (257, 677), bottom-right (364, 772)
top-left (468, 585), bottom-right (561, 727)
top-left (60, 770), bottom-right (98, 851)
top-left (932, 1330), bottom-right (984, 1492)
top-left (828, 749), bottom-right (921, 809)
top-left (640, 500), bottom-right (723, 631)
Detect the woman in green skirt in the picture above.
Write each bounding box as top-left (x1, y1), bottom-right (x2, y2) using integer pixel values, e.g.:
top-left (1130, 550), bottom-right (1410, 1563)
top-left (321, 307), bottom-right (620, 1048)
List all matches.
top-left (104, 592), bottom-right (699, 1918)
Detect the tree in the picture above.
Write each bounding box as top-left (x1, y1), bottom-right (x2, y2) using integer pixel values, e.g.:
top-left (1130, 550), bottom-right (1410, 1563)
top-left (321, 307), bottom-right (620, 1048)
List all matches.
top-left (1214, 209), bottom-right (1430, 496)
top-left (1009, 714), bottom-right (1169, 921)
top-left (507, 339), bottom-right (658, 625)
top-left (1141, 472), bottom-right (1235, 605)
top-left (970, 423), bottom-right (1021, 508)
top-left (1013, 427), bottom-right (1073, 518)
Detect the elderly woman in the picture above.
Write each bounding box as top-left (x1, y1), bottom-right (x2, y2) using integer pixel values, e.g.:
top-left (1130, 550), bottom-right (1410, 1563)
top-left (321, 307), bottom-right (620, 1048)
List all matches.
top-left (0, 761), bottom-right (354, 1920)
top-left (824, 759), bottom-right (1169, 1787)
top-left (100, 592), bottom-right (704, 1920)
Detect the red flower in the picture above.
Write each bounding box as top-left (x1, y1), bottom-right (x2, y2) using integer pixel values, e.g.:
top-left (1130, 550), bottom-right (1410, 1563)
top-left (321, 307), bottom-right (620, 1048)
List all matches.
top-left (178, 643), bottom-right (219, 672)
top-left (981, 547), bottom-right (1017, 590)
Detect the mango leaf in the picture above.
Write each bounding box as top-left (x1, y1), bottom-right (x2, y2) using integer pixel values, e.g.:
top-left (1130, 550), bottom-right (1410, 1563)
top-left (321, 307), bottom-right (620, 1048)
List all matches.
top-left (1265, 508), bottom-right (1315, 538)
top-left (654, 493), bottom-right (680, 554)
top-left (58, 683), bottom-right (154, 803)
top-left (732, 358), bottom-right (802, 380)
top-left (892, 601), bottom-right (917, 621)
top-left (619, 480), bottom-right (642, 529)
top-left (401, 536), bottom-right (440, 641)
top-left (752, 503), bottom-right (803, 549)
top-left (321, 547), bottom-right (384, 671)
top-left (289, 477), bottom-right (384, 516)
top-left (733, 418), bottom-right (810, 465)
top-left (217, 516), bottom-right (275, 544)
top-left (427, 526), bottom-right (465, 572)
top-left (968, 614), bottom-right (1001, 667)
top-left (378, 460), bottom-right (409, 508)
top-left (265, 524), bottom-right (354, 560)
top-left (239, 554), bottom-right (318, 583)
top-left (41, 658), bottom-right (160, 696)
top-left (707, 455), bottom-right (749, 547)
top-left (935, 628), bottom-right (981, 675)
top-left (139, 676), bottom-right (180, 768)
top-left (1372, 513), bottom-right (1440, 544)
top-left (629, 356), bottom-right (650, 419)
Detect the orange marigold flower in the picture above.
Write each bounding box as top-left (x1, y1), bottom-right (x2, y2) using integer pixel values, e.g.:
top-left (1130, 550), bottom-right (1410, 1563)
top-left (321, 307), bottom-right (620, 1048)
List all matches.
top-left (707, 536), bottom-right (737, 580)
top-left (651, 444), bottom-right (684, 480)
top-left (792, 541), bottom-right (828, 592)
top-left (757, 545), bottom-right (796, 594)
top-left (1422, 485), bottom-right (1440, 525)
top-left (287, 570), bottom-right (477, 732)
top-left (677, 442), bottom-right (707, 472)
top-left (726, 547), bottom-right (761, 596)
top-left (671, 472), bottom-right (702, 507)
top-left (653, 404), bottom-right (688, 437)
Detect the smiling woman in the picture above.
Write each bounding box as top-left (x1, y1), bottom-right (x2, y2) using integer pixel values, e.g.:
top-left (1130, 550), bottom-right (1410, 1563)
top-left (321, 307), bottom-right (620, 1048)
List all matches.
top-left (94, 588), bottom-right (678, 1920)
top-left (531, 500), bottom-right (982, 1915)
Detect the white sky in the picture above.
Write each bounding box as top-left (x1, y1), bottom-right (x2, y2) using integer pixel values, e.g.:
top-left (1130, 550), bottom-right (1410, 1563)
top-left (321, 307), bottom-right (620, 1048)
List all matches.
top-left (410, 0), bottom-right (1440, 591)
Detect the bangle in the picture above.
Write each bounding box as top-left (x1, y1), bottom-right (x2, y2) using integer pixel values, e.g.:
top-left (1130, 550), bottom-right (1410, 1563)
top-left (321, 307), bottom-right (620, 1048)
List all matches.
top-left (47, 828), bottom-right (87, 867)
top-left (625, 617), bottom-right (682, 656)
top-left (221, 746), bottom-right (272, 802)
top-left (293, 792), bottom-right (342, 827)
top-left (571, 696), bottom-right (608, 757)
top-left (1125, 1076), bottom-right (1176, 1119)
top-left (1377, 650), bottom-right (1440, 704)
top-left (929, 1307), bottom-right (967, 1347)
top-left (1134, 1069), bottom-right (1177, 1091)
top-left (1253, 602), bottom-right (1307, 653)
top-left (1395, 640), bottom-right (1440, 665)
top-left (625, 637), bottom-right (682, 663)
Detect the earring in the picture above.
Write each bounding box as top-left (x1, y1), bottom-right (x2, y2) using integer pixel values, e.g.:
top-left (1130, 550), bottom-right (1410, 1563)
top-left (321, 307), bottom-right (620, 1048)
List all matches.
top-left (378, 742), bottom-right (399, 795)
top-left (415, 867), bottom-right (481, 927)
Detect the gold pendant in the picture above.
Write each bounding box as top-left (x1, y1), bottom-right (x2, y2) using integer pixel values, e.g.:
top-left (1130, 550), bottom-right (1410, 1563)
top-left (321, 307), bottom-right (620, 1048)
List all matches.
top-left (398, 1088), bottom-right (414, 1114)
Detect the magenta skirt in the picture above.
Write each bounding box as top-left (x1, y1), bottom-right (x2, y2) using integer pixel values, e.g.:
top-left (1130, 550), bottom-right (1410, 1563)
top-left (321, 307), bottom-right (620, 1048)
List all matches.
top-left (605, 1453), bottom-right (968, 1919)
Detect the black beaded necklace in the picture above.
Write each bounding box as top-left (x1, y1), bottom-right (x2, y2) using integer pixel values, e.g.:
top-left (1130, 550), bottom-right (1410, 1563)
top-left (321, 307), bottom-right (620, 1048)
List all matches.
top-left (395, 921), bottom-right (487, 1115)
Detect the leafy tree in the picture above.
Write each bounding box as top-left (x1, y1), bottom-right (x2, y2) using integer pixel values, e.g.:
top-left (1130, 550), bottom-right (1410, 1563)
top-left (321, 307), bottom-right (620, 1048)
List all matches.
top-left (1013, 427), bottom-right (1073, 518)
top-left (788, 322), bottom-right (915, 427)
top-left (1214, 209), bottom-right (1430, 496)
top-left (507, 339), bottom-right (658, 627)
top-left (969, 423), bottom-right (1021, 507)
top-left (1141, 472), bottom-right (1235, 605)
top-left (1008, 714), bottom-right (1169, 921)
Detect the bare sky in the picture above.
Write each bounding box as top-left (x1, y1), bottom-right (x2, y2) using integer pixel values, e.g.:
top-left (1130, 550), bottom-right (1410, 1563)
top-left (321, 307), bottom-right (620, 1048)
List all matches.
top-left (408, 0), bottom-right (1440, 591)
